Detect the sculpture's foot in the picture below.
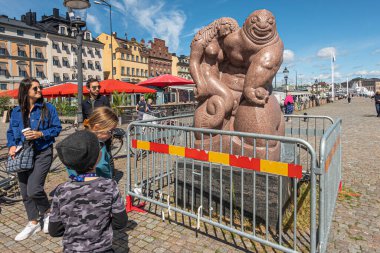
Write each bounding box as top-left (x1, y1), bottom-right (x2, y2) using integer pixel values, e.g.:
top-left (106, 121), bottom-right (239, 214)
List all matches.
top-left (244, 87), bottom-right (269, 105)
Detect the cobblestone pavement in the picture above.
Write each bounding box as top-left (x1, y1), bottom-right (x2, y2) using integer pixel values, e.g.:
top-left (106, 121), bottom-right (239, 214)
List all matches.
top-left (1, 97), bottom-right (379, 252)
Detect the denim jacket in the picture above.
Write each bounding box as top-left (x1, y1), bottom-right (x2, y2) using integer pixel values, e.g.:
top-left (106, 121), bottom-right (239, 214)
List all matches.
top-left (7, 102), bottom-right (62, 151)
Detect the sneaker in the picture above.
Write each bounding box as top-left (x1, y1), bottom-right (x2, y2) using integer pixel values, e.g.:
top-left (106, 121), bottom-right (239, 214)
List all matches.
top-left (43, 214), bottom-right (50, 234)
top-left (15, 222), bottom-right (41, 241)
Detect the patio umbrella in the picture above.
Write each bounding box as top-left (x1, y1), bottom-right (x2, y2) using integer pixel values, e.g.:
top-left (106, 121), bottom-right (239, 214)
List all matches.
top-left (100, 79), bottom-right (156, 94)
top-left (137, 74), bottom-right (194, 88)
top-left (0, 89), bottom-right (19, 99)
top-left (42, 83), bottom-right (89, 98)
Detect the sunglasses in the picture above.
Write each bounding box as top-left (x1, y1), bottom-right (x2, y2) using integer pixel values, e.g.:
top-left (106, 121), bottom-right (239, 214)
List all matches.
top-left (91, 85), bottom-right (101, 91)
top-left (32, 86), bottom-right (43, 92)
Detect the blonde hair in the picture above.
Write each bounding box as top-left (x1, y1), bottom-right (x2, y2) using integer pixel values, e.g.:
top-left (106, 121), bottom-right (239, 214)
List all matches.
top-left (83, 107), bottom-right (118, 132)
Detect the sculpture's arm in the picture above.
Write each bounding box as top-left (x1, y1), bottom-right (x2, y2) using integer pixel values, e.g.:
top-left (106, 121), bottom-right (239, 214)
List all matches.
top-left (243, 41), bottom-right (283, 105)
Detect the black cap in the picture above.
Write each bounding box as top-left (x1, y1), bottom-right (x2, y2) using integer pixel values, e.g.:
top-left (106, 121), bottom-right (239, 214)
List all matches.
top-left (56, 130), bottom-right (100, 174)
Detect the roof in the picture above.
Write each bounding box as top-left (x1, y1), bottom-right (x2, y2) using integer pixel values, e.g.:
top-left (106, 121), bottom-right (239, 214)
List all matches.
top-left (0, 16), bottom-right (42, 31)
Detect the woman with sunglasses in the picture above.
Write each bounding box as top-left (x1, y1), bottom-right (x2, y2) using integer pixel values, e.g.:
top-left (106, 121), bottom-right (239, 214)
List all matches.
top-left (6, 78), bottom-right (62, 241)
top-left (67, 106), bottom-right (118, 179)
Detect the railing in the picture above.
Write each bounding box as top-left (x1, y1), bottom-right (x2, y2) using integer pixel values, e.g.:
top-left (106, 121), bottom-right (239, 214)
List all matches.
top-left (125, 114), bottom-right (340, 253)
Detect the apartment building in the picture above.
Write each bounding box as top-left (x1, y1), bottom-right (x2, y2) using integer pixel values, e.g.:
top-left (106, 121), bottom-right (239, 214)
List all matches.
top-left (171, 53), bottom-right (178, 77)
top-left (148, 38), bottom-right (172, 77)
top-left (36, 9), bottom-right (104, 83)
top-left (177, 55), bottom-right (191, 80)
top-left (97, 33), bottom-right (149, 83)
top-left (0, 13), bottom-right (47, 90)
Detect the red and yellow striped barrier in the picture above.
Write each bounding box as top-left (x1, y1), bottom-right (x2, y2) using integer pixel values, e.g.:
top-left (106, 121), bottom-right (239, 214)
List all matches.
top-left (132, 139), bottom-right (302, 179)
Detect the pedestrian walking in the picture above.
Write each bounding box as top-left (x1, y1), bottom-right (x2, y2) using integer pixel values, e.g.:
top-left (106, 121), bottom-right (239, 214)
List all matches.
top-left (284, 93), bottom-right (294, 121)
top-left (348, 94), bottom-right (352, 104)
top-left (67, 107), bottom-right (118, 179)
top-left (374, 91), bottom-right (380, 117)
top-left (50, 130), bottom-right (127, 253)
top-left (136, 96), bottom-right (147, 120)
top-left (7, 78), bottom-right (62, 241)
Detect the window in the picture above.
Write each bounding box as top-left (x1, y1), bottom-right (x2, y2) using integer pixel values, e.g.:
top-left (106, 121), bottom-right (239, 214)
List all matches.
top-left (54, 75), bottom-right (61, 83)
top-left (127, 54), bottom-right (130, 60)
top-left (71, 45), bottom-right (77, 52)
top-left (35, 33), bottom-right (41, 39)
top-left (136, 56), bottom-right (139, 62)
top-left (112, 53), bottom-right (116, 60)
top-left (88, 48), bottom-right (93, 55)
top-left (18, 48), bottom-right (26, 57)
top-left (121, 67), bottom-right (125, 75)
top-left (82, 62), bottom-right (86, 69)
top-left (112, 67), bottom-right (116, 75)
top-left (35, 50), bottom-right (43, 59)
top-left (0, 84), bottom-right (6, 90)
top-left (85, 32), bottom-right (91, 40)
top-left (132, 55), bottom-right (135, 61)
top-left (53, 43), bottom-right (59, 50)
top-left (134, 46), bottom-right (136, 51)
top-left (88, 61), bottom-right (94, 70)
top-left (63, 59), bottom-right (69, 67)
top-left (0, 27), bottom-right (4, 33)
top-left (0, 67), bottom-right (7, 76)
top-left (95, 62), bottom-right (101, 71)
top-left (17, 30), bottom-right (24, 36)
top-left (62, 44), bottom-right (68, 51)
top-left (132, 68), bottom-right (135, 76)
top-left (53, 58), bottom-right (59, 66)
top-left (121, 53), bottom-right (125, 59)
top-left (60, 27), bottom-right (66, 35)
top-left (63, 75), bottom-right (69, 81)
top-left (127, 67), bottom-right (130, 75)
top-left (145, 70), bottom-right (148, 77)
top-left (19, 67), bottom-right (27, 77)
top-left (0, 48), bottom-right (6, 55)
top-left (36, 69), bottom-right (44, 78)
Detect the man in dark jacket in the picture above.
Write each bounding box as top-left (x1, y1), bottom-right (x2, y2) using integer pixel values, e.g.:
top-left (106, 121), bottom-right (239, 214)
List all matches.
top-left (375, 91), bottom-right (380, 117)
top-left (82, 78), bottom-right (110, 120)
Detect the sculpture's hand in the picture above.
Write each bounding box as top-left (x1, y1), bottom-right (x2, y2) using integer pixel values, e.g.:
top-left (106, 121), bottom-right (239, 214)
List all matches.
top-left (243, 87), bottom-right (269, 105)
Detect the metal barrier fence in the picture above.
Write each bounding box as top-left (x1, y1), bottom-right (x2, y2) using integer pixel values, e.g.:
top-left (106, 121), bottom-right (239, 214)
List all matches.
top-left (125, 114), bottom-right (340, 253)
top-left (318, 119), bottom-right (342, 252)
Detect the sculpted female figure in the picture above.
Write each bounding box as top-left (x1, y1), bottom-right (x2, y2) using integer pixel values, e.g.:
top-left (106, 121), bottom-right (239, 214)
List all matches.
top-left (190, 9), bottom-right (285, 159)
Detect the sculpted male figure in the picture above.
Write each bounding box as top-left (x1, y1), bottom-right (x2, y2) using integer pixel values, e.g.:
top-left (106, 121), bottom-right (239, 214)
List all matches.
top-left (190, 9), bottom-right (285, 159)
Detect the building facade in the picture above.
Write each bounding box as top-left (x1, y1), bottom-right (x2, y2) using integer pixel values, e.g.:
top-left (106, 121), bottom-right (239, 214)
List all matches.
top-left (171, 54), bottom-right (178, 77)
top-left (148, 38), bottom-right (172, 77)
top-left (97, 33), bottom-right (149, 83)
top-left (0, 13), bottom-right (48, 90)
top-left (36, 9), bottom-right (104, 84)
top-left (177, 55), bottom-right (191, 80)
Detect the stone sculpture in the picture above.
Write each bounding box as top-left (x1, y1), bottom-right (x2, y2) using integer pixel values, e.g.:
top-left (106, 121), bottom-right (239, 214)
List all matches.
top-left (190, 9), bottom-right (285, 160)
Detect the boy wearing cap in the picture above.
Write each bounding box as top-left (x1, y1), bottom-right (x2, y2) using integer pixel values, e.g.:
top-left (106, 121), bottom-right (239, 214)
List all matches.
top-left (49, 130), bottom-right (127, 253)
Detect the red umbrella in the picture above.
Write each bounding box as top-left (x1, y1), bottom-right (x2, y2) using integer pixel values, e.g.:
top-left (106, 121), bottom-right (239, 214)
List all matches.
top-left (0, 89), bottom-right (19, 98)
top-left (137, 74), bottom-right (194, 88)
top-left (99, 79), bottom-right (156, 94)
top-left (42, 83), bottom-right (88, 98)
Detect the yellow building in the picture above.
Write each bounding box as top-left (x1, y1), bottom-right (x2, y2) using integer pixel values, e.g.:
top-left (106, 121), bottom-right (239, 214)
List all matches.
top-left (97, 33), bottom-right (149, 83)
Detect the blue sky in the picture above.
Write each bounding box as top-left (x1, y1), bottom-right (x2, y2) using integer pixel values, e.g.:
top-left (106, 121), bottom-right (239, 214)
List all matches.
top-left (1, 0), bottom-right (380, 85)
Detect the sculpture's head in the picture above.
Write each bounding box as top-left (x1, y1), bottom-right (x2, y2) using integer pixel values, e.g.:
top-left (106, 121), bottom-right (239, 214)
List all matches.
top-left (243, 9), bottom-right (277, 45)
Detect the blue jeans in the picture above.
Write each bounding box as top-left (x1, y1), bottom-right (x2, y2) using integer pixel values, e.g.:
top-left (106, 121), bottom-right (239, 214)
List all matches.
top-left (376, 103), bottom-right (380, 116)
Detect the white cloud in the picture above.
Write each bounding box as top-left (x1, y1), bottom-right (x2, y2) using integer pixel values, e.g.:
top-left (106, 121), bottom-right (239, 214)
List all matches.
top-left (372, 49), bottom-right (380, 54)
top-left (283, 49), bottom-right (295, 63)
top-left (87, 14), bottom-right (102, 34)
top-left (352, 70), bottom-right (380, 76)
top-left (182, 27), bottom-right (204, 38)
top-left (112, 0), bottom-right (186, 51)
top-left (317, 47), bottom-right (337, 59)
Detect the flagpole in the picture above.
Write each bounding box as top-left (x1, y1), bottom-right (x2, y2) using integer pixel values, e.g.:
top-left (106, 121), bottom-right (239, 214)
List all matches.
top-left (331, 53), bottom-right (335, 102)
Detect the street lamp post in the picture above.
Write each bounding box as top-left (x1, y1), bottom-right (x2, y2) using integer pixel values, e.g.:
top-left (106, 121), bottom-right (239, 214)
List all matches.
top-left (283, 67), bottom-right (289, 92)
top-left (94, 0), bottom-right (113, 79)
top-left (64, 0), bottom-right (91, 124)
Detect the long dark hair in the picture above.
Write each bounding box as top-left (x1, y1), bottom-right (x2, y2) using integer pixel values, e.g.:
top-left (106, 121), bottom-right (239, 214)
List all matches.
top-left (18, 78), bottom-right (46, 128)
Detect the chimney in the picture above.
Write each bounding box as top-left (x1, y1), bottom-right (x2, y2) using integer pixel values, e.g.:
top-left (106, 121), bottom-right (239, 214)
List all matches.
top-left (53, 8), bottom-right (59, 18)
top-left (21, 15), bottom-right (26, 23)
